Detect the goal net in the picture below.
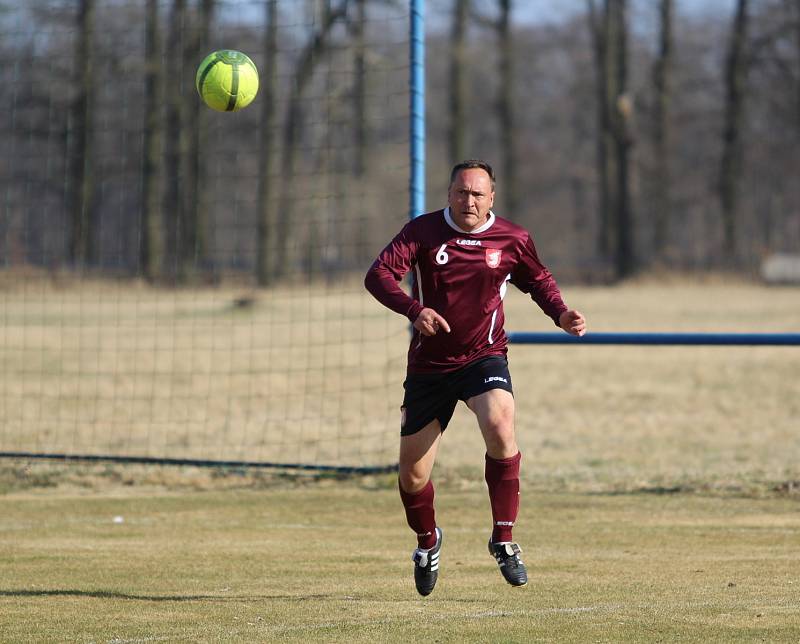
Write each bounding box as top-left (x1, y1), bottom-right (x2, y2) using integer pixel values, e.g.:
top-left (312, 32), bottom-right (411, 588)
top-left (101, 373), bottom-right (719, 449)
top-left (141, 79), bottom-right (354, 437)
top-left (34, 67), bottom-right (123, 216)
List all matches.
top-left (0, 0), bottom-right (411, 471)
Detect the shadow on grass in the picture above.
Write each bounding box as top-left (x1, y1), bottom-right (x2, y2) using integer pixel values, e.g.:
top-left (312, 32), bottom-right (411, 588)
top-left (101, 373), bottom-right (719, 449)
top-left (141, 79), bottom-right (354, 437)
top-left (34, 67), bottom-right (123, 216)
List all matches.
top-left (588, 485), bottom-right (695, 496)
top-left (588, 481), bottom-right (800, 497)
top-left (0, 589), bottom-right (478, 604)
top-left (0, 589), bottom-right (353, 602)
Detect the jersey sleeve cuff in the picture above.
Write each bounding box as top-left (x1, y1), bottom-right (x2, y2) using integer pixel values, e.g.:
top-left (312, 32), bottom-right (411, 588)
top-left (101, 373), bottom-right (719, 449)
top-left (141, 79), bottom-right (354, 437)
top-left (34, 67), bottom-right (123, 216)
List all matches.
top-left (406, 301), bottom-right (424, 322)
top-left (552, 307), bottom-right (568, 327)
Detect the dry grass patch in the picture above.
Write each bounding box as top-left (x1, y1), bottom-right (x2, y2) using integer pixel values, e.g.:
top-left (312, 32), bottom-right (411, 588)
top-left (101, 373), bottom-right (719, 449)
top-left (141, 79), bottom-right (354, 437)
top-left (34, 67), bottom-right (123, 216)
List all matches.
top-left (1, 279), bottom-right (798, 493)
top-left (1, 485), bottom-right (798, 642)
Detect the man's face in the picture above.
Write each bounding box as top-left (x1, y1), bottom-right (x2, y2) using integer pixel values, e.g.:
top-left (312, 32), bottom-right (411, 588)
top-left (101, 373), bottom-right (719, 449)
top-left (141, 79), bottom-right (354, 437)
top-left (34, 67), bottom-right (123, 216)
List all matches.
top-left (447, 168), bottom-right (495, 232)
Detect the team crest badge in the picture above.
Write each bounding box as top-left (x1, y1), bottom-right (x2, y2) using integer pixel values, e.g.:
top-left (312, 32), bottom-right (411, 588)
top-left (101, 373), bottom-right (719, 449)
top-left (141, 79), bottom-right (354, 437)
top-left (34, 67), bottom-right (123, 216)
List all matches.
top-left (485, 248), bottom-right (502, 268)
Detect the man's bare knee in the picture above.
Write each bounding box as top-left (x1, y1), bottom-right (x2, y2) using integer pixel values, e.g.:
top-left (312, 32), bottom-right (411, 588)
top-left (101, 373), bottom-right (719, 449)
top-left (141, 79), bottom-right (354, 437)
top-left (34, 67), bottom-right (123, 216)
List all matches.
top-left (399, 468), bottom-right (429, 494)
top-left (482, 416), bottom-right (517, 459)
top-left (398, 420), bottom-right (441, 493)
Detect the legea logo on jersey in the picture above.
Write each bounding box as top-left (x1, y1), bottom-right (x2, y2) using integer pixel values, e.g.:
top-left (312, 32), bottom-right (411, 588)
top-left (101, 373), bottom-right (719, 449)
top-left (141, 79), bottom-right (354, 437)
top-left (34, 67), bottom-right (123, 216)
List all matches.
top-left (456, 239), bottom-right (482, 246)
top-left (485, 248), bottom-right (502, 268)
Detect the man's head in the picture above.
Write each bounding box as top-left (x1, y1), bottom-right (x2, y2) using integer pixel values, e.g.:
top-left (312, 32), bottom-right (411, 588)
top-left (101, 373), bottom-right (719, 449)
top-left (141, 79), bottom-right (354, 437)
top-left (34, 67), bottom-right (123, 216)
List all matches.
top-left (447, 159), bottom-right (495, 232)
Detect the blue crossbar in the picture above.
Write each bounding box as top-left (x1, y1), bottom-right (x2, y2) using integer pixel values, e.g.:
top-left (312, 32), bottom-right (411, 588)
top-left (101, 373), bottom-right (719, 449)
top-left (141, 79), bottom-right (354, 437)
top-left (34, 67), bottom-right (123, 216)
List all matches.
top-left (507, 332), bottom-right (800, 346)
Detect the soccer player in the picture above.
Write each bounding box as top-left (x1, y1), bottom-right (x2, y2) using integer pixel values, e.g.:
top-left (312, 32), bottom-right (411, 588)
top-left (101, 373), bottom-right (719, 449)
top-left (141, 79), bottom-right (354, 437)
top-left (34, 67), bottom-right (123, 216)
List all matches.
top-left (364, 159), bottom-right (586, 596)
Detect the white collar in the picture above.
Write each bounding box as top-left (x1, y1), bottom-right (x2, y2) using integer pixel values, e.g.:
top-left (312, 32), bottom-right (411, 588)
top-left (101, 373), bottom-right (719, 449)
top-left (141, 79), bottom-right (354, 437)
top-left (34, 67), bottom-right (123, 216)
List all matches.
top-left (443, 207), bottom-right (495, 234)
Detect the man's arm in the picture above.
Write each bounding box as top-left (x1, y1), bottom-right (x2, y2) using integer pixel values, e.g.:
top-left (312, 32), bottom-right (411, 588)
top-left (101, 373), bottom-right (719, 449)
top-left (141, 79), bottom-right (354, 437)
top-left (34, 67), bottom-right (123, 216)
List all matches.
top-left (510, 234), bottom-right (587, 336)
top-left (364, 224), bottom-right (425, 323)
top-left (509, 235), bottom-right (568, 326)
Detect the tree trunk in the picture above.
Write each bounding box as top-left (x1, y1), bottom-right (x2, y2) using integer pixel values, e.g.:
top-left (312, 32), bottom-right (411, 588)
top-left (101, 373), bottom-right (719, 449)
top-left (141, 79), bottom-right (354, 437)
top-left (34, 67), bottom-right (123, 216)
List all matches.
top-left (651, 0), bottom-right (672, 261)
top-left (190, 0), bottom-right (214, 277)
top-left (164, 0), bottom-right (186, 281)
top-left (353, 0), bottom-right (367, 177)
top-left (274, 2), bottom-right (349, 281)
top-left (178, 0), bottom-right (213, 282)
top-left (796, 0), bottom-right (800, 133)
top-left (178, 6), bottom-right (197, 283)
top-left (141, 0), bottom-right (163, 282)
top-left (257, 0), bottom-right (278, 286)
top-left (449, 0), bottom-right (469, 163)
top-left (496, 0), bottom-right (517, 215)
top-left (719, 0), bottom-right (749, 261)
top-left (587, 0), bottom-right (613, 257)
top-left (69, 0), bottom-right (96, 267)
top-left (611, 0), bottom-right (635, 279)
top-left (588, 0), bottom-right (634, 278)
top-left (602, 0), bottom-right (620, 266)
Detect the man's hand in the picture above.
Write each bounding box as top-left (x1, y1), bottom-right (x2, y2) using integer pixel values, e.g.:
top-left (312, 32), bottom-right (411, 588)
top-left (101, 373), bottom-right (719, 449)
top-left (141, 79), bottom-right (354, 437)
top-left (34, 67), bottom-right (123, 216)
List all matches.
top-left (414, 308), bottom-right (451, 337)
top-left (559, 309), bottom-right (586, 337)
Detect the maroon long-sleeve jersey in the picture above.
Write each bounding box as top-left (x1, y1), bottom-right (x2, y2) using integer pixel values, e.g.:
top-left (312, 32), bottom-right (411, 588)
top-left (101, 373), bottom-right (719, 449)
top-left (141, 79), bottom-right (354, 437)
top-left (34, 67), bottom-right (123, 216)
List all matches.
top-left (365, 208), bottom-right (568, 374)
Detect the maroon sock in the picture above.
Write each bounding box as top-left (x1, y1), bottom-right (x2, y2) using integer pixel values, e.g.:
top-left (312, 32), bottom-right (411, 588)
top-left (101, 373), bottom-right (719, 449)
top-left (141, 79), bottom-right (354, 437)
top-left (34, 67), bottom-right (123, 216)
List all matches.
top-left (398, 479), bottom-right (437, 549)
top-left (485, 451), bottom-right (521, 543)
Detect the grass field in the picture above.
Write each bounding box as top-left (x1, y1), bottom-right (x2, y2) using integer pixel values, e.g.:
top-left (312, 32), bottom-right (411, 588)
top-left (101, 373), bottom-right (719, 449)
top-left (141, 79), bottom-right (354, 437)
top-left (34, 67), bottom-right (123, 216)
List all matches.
top-left (1, 483), bottom-right (798, 642)
top-left (1, 279), bottom-right (799, 641)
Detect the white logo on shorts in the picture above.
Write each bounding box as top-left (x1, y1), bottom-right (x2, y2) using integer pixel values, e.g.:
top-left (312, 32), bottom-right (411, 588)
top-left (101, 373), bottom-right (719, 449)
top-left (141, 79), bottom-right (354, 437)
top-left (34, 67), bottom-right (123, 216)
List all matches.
top-left (484, 376), bottom-right (508, 384)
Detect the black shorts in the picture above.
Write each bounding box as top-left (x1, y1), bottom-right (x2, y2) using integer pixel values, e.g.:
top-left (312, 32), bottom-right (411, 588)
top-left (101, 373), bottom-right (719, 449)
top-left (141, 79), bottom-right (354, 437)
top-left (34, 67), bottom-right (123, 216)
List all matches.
top-left (400, 356), bottom-right (514, 436)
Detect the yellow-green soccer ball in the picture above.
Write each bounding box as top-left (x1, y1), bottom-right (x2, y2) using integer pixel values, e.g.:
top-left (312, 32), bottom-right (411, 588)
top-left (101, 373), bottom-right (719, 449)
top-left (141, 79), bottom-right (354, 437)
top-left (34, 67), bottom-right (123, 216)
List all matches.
top-left (195, 50), bottom-right (259, 112)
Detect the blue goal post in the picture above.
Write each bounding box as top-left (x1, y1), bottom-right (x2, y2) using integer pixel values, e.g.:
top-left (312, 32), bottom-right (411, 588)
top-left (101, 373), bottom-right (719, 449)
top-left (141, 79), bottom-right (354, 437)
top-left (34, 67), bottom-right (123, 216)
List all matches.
top-left (508, 332), bottom-right (800, 346)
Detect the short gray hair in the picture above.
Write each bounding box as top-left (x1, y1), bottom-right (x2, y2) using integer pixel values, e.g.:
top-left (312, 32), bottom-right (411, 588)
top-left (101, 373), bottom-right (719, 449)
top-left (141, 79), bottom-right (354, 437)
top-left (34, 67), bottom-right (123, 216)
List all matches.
top-left (449, 159), bottom-right (496, 189)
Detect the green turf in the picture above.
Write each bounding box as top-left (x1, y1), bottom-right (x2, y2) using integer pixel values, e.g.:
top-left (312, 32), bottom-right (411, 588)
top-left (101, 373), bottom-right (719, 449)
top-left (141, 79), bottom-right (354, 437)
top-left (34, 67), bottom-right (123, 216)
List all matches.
top-left (1, 483), bottom-right (798, 642)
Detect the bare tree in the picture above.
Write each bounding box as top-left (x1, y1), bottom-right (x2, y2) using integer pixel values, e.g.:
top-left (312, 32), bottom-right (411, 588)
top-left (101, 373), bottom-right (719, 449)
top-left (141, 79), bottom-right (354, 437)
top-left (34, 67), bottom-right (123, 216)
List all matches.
top-left (449, 0), bottom-right (469, 163)
top-left (719, 0), bottom-right (750, 260)
top-left (273, 1), bottom-right (349, 280)
top-left (257, 0), bottom-right (278, 286)
top-left (164, 0), bottom-right (186, 280)
top-left (352, 0), bottom-right (368, 177)
top-left (178, 0), bottom-right (214, 282)
top-left (796, 0), bottom-right (800, 132)
top-left (651, 0), bottom-right (673, 261)
top-left (184, 0), bottom-right (214, 279)
top-left (141, 0), bottom-right (163, 281)
top-left (177, 0), bottom-right (197, 283)
top-left (611, 0), bottom-right (635, 279)
top-left (588, 0), bottom-right (635, 279)
top-left (68, 0), bottom-right (96, 266)
top-left (587, 0), bottom-right (613, 257)
top-left (496, 0), bottom-right (518, 215)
